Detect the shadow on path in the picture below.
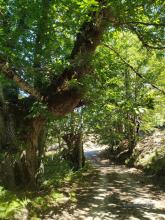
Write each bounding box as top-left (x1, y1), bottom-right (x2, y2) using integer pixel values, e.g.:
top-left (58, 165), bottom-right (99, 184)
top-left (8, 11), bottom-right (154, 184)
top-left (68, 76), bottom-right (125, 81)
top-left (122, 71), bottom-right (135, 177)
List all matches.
top-left (42, 149), bottom-right (165, 220)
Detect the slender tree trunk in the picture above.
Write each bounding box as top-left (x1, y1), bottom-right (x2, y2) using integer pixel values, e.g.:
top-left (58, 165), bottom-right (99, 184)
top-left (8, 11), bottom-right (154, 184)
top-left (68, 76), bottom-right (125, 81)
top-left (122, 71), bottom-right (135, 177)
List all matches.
top-left (124, 70), bottom-right (137, 152)
top-left (63, 132), bottom-right (85, 170)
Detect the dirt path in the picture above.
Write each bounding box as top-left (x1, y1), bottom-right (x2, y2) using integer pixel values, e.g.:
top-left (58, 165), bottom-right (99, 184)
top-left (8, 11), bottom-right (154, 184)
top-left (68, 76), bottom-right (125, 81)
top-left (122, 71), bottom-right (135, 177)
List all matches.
top-left (46, 148), bottom-right (165, 220)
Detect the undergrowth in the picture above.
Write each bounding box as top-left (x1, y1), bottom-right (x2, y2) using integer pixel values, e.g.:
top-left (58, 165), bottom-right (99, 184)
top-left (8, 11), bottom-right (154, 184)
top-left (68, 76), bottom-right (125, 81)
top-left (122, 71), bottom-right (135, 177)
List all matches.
top-left (0, 153), bottom-right (93, 220)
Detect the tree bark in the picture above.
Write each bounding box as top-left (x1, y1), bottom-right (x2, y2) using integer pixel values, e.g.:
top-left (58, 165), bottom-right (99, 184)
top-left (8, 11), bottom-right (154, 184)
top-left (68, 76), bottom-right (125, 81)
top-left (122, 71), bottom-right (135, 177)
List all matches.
top-left (15, 117), bottom-right (46, 189)
top-left (0, 84), bottom-right (17, 189)
top-left (0, 112), bottom-right (46, 189)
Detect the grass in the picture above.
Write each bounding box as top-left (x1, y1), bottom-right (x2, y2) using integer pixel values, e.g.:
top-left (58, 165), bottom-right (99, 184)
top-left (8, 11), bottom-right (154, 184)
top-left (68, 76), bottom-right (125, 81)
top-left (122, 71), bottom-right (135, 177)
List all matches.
top-left (0, 186), bottom-right (20, 219)
top-left (135, 144), bottom-right (165, 174)
top-left (0, 153), bottom-right (93, 219)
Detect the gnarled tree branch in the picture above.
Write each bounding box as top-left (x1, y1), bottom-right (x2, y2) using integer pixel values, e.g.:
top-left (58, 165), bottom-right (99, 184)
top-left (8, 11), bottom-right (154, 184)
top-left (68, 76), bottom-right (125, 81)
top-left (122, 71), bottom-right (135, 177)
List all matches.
top-left (47, 2), bottom-right (114, 114)
top-left (0, 59), bottom-right (42, 100)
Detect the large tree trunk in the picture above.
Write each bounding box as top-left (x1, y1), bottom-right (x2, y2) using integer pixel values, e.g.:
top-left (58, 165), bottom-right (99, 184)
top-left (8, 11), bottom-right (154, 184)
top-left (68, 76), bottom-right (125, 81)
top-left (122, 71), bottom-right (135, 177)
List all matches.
top-left (14, 117), bottom-right (46, 190)
top-left (0, 111), bottom-right (46, 190)
top-left (26, 118), bottom-right (45, 189)
top-left (0, 85), bottom-right (18, 189)
top-left (0, 83), bottom-right (46, 190)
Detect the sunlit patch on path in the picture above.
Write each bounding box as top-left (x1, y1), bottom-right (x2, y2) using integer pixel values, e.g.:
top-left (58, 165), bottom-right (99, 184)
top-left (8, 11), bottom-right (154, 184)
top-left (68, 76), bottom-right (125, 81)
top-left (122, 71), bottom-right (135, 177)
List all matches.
top-left (44, 147), bottom-right (165, 220)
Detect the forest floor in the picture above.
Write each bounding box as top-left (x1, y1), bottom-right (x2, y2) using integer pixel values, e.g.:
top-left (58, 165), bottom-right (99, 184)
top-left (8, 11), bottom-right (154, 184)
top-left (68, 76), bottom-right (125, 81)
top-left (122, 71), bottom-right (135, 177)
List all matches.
top-left (41, 145), bottom-right (165, 220)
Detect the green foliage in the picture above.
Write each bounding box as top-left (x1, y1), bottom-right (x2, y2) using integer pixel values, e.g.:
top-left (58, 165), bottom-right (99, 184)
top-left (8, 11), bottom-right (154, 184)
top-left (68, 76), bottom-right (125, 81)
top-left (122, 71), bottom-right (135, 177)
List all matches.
top-left (28, 101), bottom-right (49, 118)
top-left (77, 0), bottom-right (99, 13)
top-left (0, 0), bottom-right (164, 198)
top-left (82, 30), bottom-right (164, 153)
top-left (1, 0), bottom-right (164, 131)
top-left (42, 153), bottom-right (72, 187)
top-left (0, 186), bottom-right (30, 219)
top-left (132, 129), bottom-right (165, 175)
top-left (1, 0), bottom-right (164, 93)
top-left (147, 151), bottom-right (165, 175)
top-left (0, 152), bottom-right (92, 219)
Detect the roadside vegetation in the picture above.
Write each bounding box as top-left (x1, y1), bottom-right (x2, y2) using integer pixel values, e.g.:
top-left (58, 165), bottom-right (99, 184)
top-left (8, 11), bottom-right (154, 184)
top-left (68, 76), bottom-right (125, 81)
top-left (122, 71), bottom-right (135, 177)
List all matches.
top-left (0, 0), bottom-right (164, 219)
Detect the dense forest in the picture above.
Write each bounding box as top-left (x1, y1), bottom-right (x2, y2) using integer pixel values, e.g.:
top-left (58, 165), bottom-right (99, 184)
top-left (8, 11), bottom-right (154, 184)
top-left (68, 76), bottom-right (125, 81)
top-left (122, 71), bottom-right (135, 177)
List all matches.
top-left (0, 0), bottom-right (165, 219)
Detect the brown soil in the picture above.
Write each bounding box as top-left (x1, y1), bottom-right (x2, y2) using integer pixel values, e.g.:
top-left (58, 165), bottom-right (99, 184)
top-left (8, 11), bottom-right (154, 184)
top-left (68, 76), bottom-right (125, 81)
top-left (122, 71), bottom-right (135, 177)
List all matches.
top-left (42, 151), bottom-right (165, 220)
